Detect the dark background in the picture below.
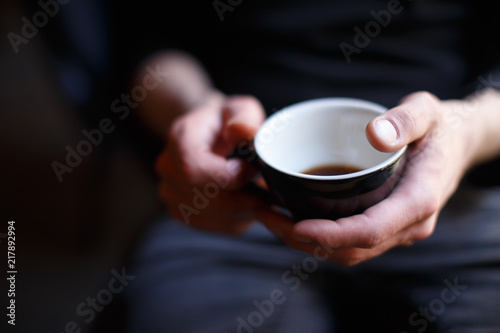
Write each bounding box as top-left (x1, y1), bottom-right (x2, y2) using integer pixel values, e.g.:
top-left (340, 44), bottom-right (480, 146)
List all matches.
top-left (1, 1), bottom-right (163, 332)
top-left (1, 0), bottom-right (500, 332)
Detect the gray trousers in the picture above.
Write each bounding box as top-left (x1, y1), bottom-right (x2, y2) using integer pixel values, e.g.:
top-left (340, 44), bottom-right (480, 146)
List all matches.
top-left (123, 184), bottom-right (500, 333)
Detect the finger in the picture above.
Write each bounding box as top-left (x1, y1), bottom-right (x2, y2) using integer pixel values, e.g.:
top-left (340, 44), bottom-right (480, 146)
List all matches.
top-left (157, 151), bottom-right (259, 219)
top-left (167, 187), bottom-right (268, 234)
top-left (157, 153), bottom-right (269, 223)
top-left (366, 91), bottom-right (441, 152)
top-left (156, 153), bottom-right (201, 211)
top-left (288, 214), bottom-right (437, 266)
top-left (175, 147), bottom-right (251, 189)
top-left (290, 162), bottom-right (440, 250)
top-left (223, 95), bottom-right (266, 144)
top-left (256, 207), bottom-right (296, 239)
top-left (168, 106), bottom-right (256, 189)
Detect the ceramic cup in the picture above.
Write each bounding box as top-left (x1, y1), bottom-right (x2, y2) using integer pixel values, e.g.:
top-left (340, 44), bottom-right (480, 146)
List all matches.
top-left (232, 97), bottom-right (407, 221)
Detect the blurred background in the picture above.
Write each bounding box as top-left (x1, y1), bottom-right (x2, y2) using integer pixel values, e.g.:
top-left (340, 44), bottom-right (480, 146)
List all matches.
top-left (2, 0), bottom-right (500, 332)
top-left (1, 1), bottom-right (166, 332)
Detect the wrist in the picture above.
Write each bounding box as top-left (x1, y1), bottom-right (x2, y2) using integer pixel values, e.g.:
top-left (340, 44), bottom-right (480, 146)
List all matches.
top-left (452, 89), bottom-right (500, 170)
top-left (132, 50), bottom-right (216, 138)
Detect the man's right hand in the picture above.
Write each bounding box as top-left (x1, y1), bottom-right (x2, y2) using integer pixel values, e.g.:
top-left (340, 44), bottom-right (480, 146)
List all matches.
top-left (155, 93), bottom-right (270, 234)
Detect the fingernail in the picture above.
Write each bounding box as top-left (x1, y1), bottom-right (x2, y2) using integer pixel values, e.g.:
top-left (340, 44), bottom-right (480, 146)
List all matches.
top-left (373, 119), bottom-right (397, 145)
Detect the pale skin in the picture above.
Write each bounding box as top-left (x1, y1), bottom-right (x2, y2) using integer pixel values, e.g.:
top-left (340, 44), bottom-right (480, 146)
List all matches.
top-left (135, 50), bottom-right (500, 266)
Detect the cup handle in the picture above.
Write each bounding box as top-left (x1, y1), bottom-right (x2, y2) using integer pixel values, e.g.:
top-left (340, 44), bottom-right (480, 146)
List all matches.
top-left (226, 143), bottom-right (280, 206)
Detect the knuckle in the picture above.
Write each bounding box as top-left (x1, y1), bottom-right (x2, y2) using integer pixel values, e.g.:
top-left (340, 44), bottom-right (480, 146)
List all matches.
top-left (234, 94), bottom-right (260, 107)
top-left (407, 91), bottom-right (440, 110)
top-left (403, 183), bottom-right (440, 222)
top-left (393, 106), bottom-right (417, 138)
top-left (365, 229), bottom-right (384, 249)
top-left (227, 95), bottom-right (264, 120)
top-left (314, 233), bottom-right (334, 247)
top-left (414, 91), bottom-right (439, 104)
top-left (313, 224), bottom-right (341, 248)
top-left (412, 220), bottom-right (436, 241)
top-left (167, 117), bottom-right (185, 143)
top-left (394, 91), bottom-right (442, 140)
top-left (419, 91), bottom-right (443, 120)
top-left (179, 160), bottom-right (202, 185)
top-left (420, 196), bottom-right (440, 220)
top-left (354, 215), bottom-right (385, 249)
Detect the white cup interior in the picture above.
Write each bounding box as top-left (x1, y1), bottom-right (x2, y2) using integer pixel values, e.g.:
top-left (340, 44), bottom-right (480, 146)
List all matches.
top-left (254, 98), bottom-right (405, 179)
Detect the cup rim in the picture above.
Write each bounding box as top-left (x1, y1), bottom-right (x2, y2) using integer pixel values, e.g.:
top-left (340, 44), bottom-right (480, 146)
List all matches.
top-left (254, 97), bottom-right (407, 180)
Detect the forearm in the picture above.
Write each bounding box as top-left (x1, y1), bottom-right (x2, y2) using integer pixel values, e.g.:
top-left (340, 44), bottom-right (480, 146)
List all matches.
top-left (131, 50), bottom-right (217, 138)
top-left (460, 88), bottom-right (500, 169)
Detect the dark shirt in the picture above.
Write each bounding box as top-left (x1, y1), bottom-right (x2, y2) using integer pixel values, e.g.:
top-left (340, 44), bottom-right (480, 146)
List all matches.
top-left (114, 0), bottom-right (499, 110)
top-left (43, 0), bottom-right (500, 110)
top-left (43, 0), bottom-right (500, 182)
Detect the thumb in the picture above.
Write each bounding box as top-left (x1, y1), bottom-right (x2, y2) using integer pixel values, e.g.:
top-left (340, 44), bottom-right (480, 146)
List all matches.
top-left (366, 91), bottom-right (441, 152)
top-left (223, 95), bottom-right (266, 145)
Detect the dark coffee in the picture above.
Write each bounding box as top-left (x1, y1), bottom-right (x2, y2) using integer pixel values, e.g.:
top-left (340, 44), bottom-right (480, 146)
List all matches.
top-left (303, 164), bottom-right (362, 176)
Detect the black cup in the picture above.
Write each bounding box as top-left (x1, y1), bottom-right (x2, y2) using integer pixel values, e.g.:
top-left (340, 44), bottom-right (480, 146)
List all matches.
top-left (231, 98), bottom-right (407, 221)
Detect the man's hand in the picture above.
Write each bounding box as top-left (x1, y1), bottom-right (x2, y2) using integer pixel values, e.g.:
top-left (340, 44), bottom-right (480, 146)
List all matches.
top-left (133, 51), bottom-right (276, 235)
top-left (143, 51), bottom-right (500, 264)
top-left (155, 94), bottom-right (271, 234)
top-left (258, 91), bottom-right (499, 266)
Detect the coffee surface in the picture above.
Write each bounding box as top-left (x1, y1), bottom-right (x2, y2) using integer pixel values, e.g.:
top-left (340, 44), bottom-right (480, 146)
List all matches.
top-left (303, 164), bottom-right (362, 176)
